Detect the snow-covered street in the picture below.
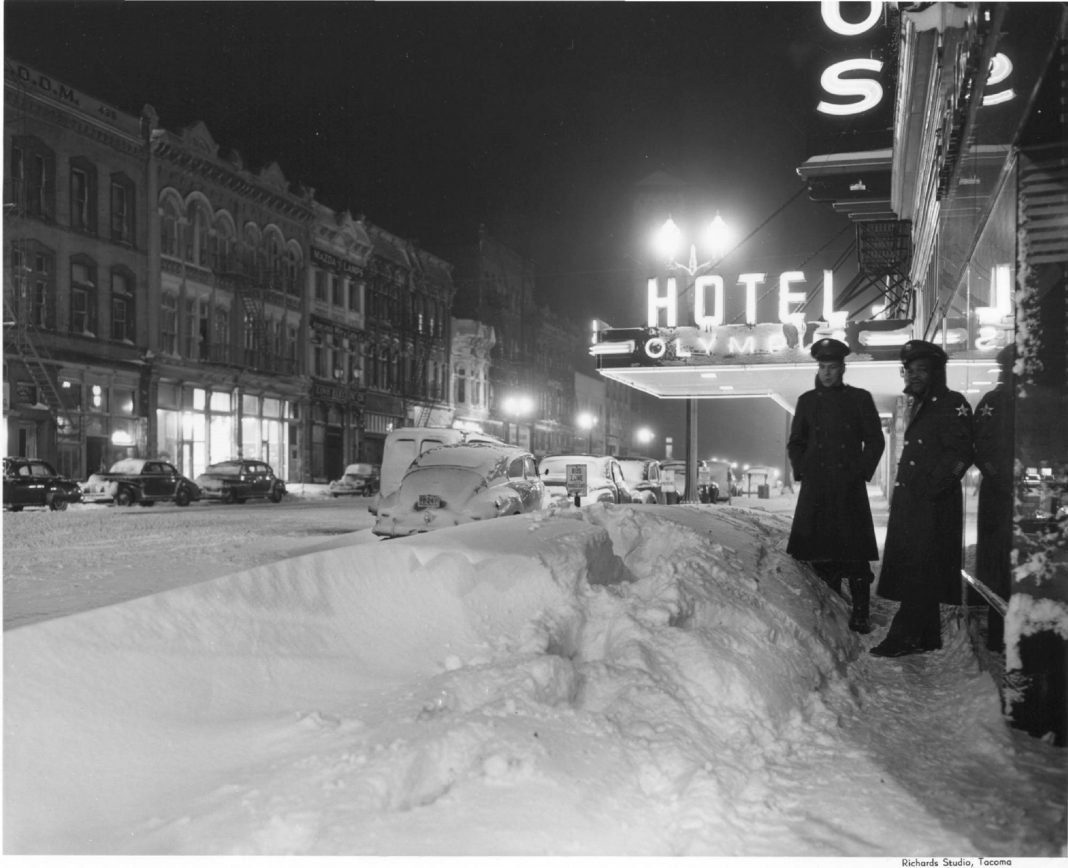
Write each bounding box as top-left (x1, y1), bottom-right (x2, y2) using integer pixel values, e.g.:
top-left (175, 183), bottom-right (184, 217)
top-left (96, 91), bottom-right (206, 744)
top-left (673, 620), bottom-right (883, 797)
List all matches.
top-left (3, 491), bottom-right (1066, 856)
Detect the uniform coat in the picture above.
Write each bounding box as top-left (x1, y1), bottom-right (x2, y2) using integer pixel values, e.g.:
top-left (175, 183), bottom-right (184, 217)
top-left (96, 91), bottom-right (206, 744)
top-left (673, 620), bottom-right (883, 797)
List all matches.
top-left (974, 383), bottom-right (1014, 597)
top-left (876, 381), bottom-right (974, 605)
top-left (786, 379), bottom-right (885, 562)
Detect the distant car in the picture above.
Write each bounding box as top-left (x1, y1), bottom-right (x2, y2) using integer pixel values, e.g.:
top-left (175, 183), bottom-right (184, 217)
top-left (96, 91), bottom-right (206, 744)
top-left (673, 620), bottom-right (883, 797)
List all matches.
top-left (3, 457), bottom-right (82, 512)
top-left (329, 463), bottom-right (380, 497)
top-left (373, 442), bottom-right (544, 538)
top-left (81, 458), bottom-right (200, 507)
top-left (615, 456), bottom-right (665, 504)
top-left (194, 459), bottom-right (286, 504)
top-left (660, 460), bottom-right (718, 504)
top-left (538, 454), bottom-right (632, 507)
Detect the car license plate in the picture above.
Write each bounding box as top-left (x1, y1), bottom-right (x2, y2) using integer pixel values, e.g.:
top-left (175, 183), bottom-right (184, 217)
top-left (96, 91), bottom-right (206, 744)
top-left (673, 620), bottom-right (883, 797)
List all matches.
top-left (418, 494), bottom-right (441, 509)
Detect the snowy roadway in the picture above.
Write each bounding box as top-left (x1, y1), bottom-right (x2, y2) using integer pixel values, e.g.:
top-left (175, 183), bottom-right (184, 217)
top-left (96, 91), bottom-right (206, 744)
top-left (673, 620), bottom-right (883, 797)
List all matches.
top-left (3, 490), bottom-right (1066, 857)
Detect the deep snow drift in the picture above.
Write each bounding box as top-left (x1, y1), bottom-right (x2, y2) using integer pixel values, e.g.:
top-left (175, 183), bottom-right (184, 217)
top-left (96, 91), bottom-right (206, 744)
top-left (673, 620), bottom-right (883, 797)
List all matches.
top-left (4, 502), bottom-right (1066, 856)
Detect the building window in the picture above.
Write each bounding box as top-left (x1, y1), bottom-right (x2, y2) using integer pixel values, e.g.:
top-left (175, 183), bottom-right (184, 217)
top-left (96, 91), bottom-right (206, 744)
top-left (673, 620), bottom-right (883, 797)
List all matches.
top-left (160, 198), bottom-right (180, 258)
top-left (182, 298), bottom-right (197, 358)
top-left (110, 269), bottom-right (135, 343)
top-left (187, 204), bottom-right (210, 267)
top-left (331, 274), bottom-right (343, 307)
top-left (213, 307), bottom-right (229, 362)
top-left (314, 269), bottom-right (327, 302)
top-left (70, 257), bottom-right (96, 335)
top-left (284, 247), bottom-right (301, 296)
top-left (110, 174), bottom-right (134, 244)
top-left (10, 244), bottom-right (56, 330)
top-left (10, 138), bottom-right (56, 221)
top-left (160, 292), bottom-right (177, 354)
top-left (210, 217), bottom-right (235, 272)
top-left (69, 159), bottom-right (97, 233)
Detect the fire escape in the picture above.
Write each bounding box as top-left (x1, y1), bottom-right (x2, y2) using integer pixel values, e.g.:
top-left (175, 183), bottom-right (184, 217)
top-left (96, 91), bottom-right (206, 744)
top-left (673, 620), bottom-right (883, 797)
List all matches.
top-left (3, 74), bottom-right (73, 449)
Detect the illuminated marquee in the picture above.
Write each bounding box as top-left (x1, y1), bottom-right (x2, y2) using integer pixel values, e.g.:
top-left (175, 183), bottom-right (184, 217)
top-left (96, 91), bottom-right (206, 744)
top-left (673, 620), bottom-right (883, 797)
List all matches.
top-left (646, 269), bottom-right (846, 330)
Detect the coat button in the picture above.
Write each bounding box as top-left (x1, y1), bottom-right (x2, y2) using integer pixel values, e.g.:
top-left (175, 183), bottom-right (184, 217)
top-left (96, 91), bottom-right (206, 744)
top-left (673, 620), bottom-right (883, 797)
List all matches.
top-left (909, 460), bottom-right (916, 465)
top-left (904, 440), bottom-right (909, 445)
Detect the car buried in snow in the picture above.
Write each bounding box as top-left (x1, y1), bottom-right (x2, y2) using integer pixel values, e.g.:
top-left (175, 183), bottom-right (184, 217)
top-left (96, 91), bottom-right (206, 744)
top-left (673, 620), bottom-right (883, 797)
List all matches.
top-left (2, 457), bottom-right (82, 511)
top-left (193, 459), bottom-right (287, 504)
top-left (372, 442), bottom-right (544, 538)
top-left (81, 458), bottom-right (200, 507)
top-left (615, 456), bottom-right (665, 504)
top-left (538, 454), bottom-right (634, 507)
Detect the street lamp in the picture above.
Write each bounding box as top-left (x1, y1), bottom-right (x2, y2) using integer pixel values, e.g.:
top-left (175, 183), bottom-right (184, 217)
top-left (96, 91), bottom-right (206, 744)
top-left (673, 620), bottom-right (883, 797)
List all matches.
top-left (576, 411), bottom-right (597, 453)
top-left (502, 394), bottom-right (534, 446)
top-left (652, 213), bottom-right (732, 504)
top-left (654, 212), bottom-right (732, 277)
top-left (635, 427), bottom-right (655, 452)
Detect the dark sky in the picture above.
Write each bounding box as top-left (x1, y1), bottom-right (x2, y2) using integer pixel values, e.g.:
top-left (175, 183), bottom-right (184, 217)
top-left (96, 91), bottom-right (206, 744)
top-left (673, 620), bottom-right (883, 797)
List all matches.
top-left (5, 0), bottom-right (863, 467)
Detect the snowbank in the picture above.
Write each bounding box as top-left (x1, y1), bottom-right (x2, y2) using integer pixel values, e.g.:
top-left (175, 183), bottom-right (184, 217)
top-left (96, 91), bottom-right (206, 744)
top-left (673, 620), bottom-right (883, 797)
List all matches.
top-left (8, 503), bottom-right (1050, 856)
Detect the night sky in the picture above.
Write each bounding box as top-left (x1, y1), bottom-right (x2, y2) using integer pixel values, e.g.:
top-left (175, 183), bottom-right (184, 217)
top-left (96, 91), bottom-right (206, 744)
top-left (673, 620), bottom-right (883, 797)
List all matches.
top-left (5, 0), bottom-right (866, 468)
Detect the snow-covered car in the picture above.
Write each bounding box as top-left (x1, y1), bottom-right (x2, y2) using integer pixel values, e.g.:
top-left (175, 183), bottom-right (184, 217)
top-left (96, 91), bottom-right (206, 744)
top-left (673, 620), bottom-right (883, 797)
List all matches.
top-left (329, 463), bottom-right (380, 497)
top-left (615, 456), bottom-right (665, 504)
top-left (81, 458), bottom-right (200, 507)
top-left (373, 443), bottom-right (544, 538)
top-left (193, 459), bottom-right (286, 504)
top-left (3, 457), bottom-right (82, 511)
top-left (538, 454), bottom-right (632, 507)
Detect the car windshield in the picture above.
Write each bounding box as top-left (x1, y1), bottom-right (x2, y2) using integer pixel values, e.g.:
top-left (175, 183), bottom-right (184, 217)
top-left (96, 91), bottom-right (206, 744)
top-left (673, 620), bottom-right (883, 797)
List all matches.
top-left (204, 462), bottom-right (243, 476)
top-left (617, 461), bottom-right (648, 485)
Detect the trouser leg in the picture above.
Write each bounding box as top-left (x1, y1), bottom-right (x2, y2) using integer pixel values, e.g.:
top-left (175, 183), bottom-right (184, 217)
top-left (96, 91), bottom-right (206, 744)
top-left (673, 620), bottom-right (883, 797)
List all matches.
top-left (847, 576), bottom-right (872, 634)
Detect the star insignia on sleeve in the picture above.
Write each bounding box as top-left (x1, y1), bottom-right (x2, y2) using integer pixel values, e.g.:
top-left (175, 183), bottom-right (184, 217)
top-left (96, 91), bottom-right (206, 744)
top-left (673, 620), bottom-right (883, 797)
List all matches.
top-left (956, 403), bottom-right (972, 417)
top-left (979, 404), bottom-right (994, 417)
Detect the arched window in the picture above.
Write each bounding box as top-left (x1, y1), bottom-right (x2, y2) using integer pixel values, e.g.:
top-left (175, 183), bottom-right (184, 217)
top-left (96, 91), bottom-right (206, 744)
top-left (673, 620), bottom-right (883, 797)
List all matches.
top-left (211, 215), bottom-right (235, 272)
top-left (187, 202), bottom-right (211, 266)
top-left (160, 198), bottom-right (181, 258)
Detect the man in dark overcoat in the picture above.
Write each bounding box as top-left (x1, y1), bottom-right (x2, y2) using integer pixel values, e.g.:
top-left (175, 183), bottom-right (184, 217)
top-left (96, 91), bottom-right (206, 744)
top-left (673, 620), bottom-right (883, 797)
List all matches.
top-left (872, 339), bottom-right (974, 657)
top-left (787, 338), bottom-right (885, 633)
top-left (974, 344), bottom-right (1015, 651)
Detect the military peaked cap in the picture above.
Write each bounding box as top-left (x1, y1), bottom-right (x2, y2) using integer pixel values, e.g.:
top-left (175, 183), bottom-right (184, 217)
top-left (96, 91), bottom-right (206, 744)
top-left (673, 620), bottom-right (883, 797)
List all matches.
top-left (810, 338), bottom-right (850, 362)
top-left (901, 339), bottom-right (948, 365)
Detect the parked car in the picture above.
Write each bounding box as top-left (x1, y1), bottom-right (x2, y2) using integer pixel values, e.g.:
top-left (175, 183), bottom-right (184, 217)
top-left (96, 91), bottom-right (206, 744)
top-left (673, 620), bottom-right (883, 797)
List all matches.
top-left (373, 442), bottom-right (544, 538)
top-left (615, 456), bottom-right (665, 504)
top-left (194, 459), bottom-right (286, 504)
top-left (3, 457), bottom-right (82, 511)
top-left (660, 460), bottom-right (718, 504)
top-left (538, 454), bottom-right (632, 507)
top-left (329, 462), bottom-right (380, 497)
top-left (370, 426), bottom-right (503, 515)
top-left (81, 458), bottom-right (200, 507)
top-left (704, 460), bottom-right (734, 504)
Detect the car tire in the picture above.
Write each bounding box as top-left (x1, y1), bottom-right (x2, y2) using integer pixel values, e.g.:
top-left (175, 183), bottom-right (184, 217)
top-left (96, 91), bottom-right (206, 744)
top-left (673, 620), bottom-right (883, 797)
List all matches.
top-left (174, 487), bottom-right (191, 507)
top-left (115, 488), bottom-right (135, 507)
top-left (50, 498), bottom-right (69, 511)
top-left (221, 489), bottom-right (236, 505)
top-left (269, 486), bottom-right (283, 503)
